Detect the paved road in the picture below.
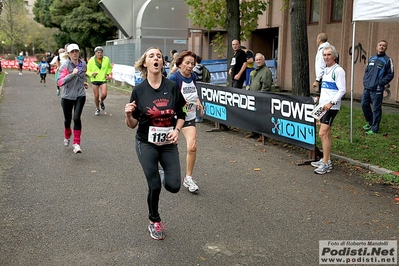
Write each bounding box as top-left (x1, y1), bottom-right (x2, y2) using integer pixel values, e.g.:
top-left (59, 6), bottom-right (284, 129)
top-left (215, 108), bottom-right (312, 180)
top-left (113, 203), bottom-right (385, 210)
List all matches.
top-left (0, 70), bottom-right (398, 265)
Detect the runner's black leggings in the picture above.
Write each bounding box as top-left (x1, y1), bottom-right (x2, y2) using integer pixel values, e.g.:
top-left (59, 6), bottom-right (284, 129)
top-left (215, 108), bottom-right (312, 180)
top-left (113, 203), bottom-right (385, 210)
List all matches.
top-left (61, 96), bottom-right (86, 130)
top-left (135, 139), bottom-right (181, 222)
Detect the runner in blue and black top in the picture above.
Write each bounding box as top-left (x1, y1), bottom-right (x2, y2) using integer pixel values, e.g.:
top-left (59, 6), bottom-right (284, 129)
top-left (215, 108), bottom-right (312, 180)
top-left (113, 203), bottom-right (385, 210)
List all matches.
top-left (37, 57), bottom-right (49, 86)
top-left (17, 52), bottom-right (24, 75)
top-left (169, 50), bottom-right (204, 193)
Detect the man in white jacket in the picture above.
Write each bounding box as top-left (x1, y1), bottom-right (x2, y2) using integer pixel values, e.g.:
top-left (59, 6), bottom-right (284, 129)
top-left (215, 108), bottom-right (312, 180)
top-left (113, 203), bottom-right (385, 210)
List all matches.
top-left (312, 33), bottom-right (330, 93)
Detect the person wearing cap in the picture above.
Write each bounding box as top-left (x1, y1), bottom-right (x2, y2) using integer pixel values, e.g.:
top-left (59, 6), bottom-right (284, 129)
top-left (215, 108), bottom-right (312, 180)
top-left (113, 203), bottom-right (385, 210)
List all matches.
top-left (86, 46), bottom-right (113, 116)
top-left (57, 43), bottom-right (89, 154)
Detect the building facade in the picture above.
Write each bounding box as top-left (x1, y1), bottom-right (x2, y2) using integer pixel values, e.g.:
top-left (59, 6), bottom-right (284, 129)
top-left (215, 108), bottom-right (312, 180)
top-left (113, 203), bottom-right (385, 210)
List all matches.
top-left (102, 0), bottom-right (399, 105)
top-left (23, 0), bottom-right (35, 19)
top-left (187, 0), bottom-right (399, 105)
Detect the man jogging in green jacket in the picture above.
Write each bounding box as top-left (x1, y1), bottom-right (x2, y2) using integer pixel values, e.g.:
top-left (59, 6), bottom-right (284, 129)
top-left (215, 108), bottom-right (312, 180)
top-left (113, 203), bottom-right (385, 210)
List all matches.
top-left (87, 46), bottom-right (113, 116)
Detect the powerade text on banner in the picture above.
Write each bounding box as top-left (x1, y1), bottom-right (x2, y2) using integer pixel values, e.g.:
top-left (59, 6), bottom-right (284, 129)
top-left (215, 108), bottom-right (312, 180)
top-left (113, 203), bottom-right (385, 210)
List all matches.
top-left (198, 83), bottom-right (316, 150)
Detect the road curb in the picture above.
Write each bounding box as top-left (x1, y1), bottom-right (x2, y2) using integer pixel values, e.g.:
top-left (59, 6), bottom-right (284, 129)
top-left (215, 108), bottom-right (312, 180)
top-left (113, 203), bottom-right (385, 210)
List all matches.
top-left (332, 153), bottom-right (394, 175)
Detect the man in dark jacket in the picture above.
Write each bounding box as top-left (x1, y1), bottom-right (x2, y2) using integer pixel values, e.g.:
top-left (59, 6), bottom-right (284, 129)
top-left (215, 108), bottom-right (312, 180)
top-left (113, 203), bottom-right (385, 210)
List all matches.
top-left (361, 40), bottom-right (394, 135)
top-left (228, 39), bottom-right (247, 89)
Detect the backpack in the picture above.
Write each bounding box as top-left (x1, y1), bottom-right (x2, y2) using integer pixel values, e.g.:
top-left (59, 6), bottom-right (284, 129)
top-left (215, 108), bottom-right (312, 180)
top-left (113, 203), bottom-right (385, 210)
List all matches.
top-left (201, 64), bottom-right (211, 83)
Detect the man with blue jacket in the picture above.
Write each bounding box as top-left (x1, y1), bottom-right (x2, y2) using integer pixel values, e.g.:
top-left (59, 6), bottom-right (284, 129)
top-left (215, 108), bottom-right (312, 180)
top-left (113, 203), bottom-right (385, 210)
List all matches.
top-left (361, 40), bottom-right (394, 135)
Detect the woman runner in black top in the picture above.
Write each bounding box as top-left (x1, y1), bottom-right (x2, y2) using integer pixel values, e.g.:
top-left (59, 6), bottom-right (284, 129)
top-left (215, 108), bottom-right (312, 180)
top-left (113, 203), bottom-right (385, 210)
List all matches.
top-left (124, 47), bottom-right (186, 240)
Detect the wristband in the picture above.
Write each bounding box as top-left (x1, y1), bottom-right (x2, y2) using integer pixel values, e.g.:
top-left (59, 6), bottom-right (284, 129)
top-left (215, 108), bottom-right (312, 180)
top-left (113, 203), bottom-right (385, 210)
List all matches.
top-left (175, 128), bottom-right (180, 133)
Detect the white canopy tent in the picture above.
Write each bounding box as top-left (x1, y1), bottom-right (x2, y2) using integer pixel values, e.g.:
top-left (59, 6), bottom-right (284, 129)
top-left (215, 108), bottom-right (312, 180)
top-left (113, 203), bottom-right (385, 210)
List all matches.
top-left (353, 0), bottom-right (399, 22)
top-left (350, 0), bottom-right (399, 142)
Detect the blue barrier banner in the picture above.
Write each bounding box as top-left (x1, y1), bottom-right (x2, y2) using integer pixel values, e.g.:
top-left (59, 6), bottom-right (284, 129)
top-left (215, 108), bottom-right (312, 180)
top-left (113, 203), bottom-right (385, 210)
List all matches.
top-left (113, 58), bottom-right (277, 86)
top-left (209, 71), bottom-right (228, 84)
top-left (197, 82), bottom-right (316, 150)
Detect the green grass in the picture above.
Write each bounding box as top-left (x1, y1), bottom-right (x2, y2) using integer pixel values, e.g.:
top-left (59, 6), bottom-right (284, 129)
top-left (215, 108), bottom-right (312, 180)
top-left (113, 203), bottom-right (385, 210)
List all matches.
top-left (0, 72), bottom-right (5, 102)
top-left (0, 72), bottom-right (4, 84)
top-left (318, 104), bottom-right (399, 184)
top-left (326, 105), bottom-right (399, 170)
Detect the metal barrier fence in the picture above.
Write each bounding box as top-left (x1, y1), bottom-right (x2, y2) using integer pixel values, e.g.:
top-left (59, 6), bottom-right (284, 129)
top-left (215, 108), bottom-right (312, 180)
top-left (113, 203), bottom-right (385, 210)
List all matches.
top-left (103, 43), bottom-right (137, 66)
top-left (104, 44), bottom-right (277, 86)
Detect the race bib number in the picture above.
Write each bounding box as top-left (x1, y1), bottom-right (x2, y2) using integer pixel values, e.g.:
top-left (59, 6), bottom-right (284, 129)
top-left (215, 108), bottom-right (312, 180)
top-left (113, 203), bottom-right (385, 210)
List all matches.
top-left (310, 103), bottom-right (327, 120)
top-left (187, 100), bottom-right (197, 113)
top-left (148, 126), bottom-right (173, 145)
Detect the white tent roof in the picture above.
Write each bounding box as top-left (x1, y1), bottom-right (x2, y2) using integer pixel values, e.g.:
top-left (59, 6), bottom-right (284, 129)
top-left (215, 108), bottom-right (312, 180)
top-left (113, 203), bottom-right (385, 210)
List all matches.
top-left (353, 0), bottom-right (399, 22)
top-left (350, 0), bottom-right (399, 142)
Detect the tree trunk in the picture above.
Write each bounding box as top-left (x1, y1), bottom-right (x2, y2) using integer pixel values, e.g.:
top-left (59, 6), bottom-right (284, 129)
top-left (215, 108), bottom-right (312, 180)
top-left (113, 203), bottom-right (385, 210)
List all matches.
top-left (290, 0), bottom-right (310, 96)
top-left (226, 0), bottom-right (240, 87)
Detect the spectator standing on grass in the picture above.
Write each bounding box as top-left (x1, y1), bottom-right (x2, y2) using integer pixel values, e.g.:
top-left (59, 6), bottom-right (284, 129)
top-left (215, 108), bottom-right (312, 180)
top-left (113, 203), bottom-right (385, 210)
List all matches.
top-left (311, 45), bottom-right (346, 175)
top-left (312, 33), bottom-right (330, 93)
top-left (86, 46), bottom-right (113, 116)
top-left (246, 53), bottom-right (273, 142)
top-left (361, 40), bottom-right (394, 135)
top-left (125, 47), bottom-right (186, 240)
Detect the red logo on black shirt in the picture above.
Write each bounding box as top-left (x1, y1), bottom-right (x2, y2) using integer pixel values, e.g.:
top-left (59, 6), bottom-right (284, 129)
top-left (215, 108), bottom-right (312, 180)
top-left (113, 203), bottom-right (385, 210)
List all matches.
top-left (146, 103), bottom-right (175, 127)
